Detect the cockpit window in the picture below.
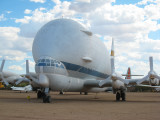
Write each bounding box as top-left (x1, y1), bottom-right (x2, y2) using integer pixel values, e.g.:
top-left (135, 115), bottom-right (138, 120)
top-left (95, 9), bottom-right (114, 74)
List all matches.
top-left (41, 59), bottom-right (45, 62)
top-left (46, 59), bottom-right (50, 62)
top-left (36, 58), bottom-right (65, 69)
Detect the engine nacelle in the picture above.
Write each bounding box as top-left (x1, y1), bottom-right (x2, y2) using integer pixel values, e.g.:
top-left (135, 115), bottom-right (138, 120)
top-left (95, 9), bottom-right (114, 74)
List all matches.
top-left (149, 78), bottom-right (159, 86)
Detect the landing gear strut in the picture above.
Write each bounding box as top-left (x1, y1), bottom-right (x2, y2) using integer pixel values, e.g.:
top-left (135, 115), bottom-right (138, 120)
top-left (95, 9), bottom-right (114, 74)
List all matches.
top-left (116, 92), bottom-right (120, 101)
top-left (42, 88), bottom-right (51, 103)
top-left (37, 88), bottom-right (51, 103)
top-left (116, 91), bottom-right (126, 101)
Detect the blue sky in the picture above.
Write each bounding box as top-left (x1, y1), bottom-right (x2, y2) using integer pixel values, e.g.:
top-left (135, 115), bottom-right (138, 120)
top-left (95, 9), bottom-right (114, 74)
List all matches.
top-left (0, 0), bottom-right (160, 75)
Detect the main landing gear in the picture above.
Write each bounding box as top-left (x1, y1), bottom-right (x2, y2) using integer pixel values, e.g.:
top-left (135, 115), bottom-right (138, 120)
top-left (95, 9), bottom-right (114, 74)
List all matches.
top-left (37, 88), bottom-right (51, 103)
top-left (116, 90), bottom-right (126, 101)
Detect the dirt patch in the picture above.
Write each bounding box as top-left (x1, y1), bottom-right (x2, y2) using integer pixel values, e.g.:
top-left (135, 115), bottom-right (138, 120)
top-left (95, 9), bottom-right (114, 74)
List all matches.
top-left (0, 90), bottom-right (160, 120)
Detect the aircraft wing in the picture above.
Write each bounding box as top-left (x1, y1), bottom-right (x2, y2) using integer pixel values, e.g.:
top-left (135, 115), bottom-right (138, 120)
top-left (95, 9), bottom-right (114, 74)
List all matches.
top-left (136, 84), bottom-right (160, 88)
top-left (124, 75), bottom-right (150, 85)
top-left (84, 79), bottom-right (112, 87)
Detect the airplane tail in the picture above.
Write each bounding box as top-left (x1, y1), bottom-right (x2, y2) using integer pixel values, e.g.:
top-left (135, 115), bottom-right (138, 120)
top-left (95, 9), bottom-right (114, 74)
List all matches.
top-left (125, 67), bottom-right (131, 79)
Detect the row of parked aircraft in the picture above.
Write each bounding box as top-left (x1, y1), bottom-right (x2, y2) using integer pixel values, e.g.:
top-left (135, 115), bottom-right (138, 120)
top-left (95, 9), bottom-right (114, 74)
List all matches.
top-left (0, 18), bottom-right (160, 103)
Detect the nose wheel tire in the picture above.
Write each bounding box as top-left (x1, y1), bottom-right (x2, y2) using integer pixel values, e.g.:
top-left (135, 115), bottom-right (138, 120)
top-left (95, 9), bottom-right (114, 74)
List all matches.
top-left (43, 95), bottom-right (51, 103)
top-left (116, 91), bottom-right (126, 101)
top-left (116, 92), bottom-right (120, 101)
top-left (37, 90), bottom-right (45, 99)
top-left (121, 92), bottom-right (126, 101)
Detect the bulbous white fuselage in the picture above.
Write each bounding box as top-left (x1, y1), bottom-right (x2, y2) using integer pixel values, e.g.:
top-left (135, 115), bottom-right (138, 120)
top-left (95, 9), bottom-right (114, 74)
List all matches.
top-left (32, 19), bottom-right (111, 92)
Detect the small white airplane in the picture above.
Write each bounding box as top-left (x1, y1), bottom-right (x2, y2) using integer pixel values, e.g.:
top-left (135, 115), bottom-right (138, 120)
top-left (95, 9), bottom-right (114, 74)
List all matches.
top-left (0, 60), bottom-right (30, 86)
top-left (11, 85), bottom-right (32, 92)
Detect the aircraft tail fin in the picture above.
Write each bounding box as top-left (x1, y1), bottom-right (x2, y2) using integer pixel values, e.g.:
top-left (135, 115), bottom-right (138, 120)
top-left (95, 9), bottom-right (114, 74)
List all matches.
top-left (125, 67), bottom-right (131, 79)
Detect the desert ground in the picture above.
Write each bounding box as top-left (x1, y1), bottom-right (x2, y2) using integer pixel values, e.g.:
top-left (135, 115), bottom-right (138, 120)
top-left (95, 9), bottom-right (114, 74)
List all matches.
top-left (0, 90), bottom-right (160, 120)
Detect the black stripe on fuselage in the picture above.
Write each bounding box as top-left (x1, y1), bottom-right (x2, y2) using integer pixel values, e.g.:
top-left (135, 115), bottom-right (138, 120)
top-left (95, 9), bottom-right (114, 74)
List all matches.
top-left (61, 61), bottom-right (109, 79)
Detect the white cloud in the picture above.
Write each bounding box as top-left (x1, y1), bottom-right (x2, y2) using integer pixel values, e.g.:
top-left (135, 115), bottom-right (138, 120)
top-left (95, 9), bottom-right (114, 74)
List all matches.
top-left (52, 0), bottom-right (61, 4)
top-left (24, 9), bottom-right (32, 14)
top-left (137, 0), bottom-right (154, 5)
top-left (0, 27), bottom-right (33, 61)
top-left (15, 1), bottom-right (74, 38)
top-left (0, 14), bottom-right (7, 21)
top-left (70, 0), bottom-right (115, 13)
top-left (6, 11), bottom-right (12, 14)
top-left (75, 0), bottom-right (90, 3)
top-left (8, 65), bottom-right (23, 71)
top-left (30, 0), bottom-right (46, 3)
top-left (144, 4), bottom-right (160, 20)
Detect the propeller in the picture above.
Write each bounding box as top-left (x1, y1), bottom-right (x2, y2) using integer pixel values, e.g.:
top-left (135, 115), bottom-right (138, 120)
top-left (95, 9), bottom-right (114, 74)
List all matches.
top-left (136, 56), bottom-right (160, 84)
top-left (0, 59), bottom-right (9, 86)
top-left (15, 77), bottom-right (30, 85)
top-left (99, 38), bottom-right (128, 88)
top-left (26, 60), bottom-right (49, 87)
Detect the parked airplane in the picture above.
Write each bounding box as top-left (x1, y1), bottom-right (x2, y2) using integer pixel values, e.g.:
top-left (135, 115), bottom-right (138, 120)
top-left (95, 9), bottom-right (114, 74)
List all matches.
top-left (11, 85), bottom-right (32, 92)
top-left (23, 18), bottom-right (150, 103)
top-left (0, 60), bottom-right (30, 86)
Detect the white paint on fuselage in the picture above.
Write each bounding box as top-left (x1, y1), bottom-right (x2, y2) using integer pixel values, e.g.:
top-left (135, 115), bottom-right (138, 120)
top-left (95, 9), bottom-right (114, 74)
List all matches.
top-left (32, 19), bottom-right (112, 92)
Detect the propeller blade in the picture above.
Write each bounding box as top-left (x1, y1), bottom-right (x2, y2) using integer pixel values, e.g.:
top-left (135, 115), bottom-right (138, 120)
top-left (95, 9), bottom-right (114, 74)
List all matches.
top-left (15, 79), bottom-right (23, 85)
top-left (136, 74), bottom-right (149, 84)
top-left (116, 76), bottom-right (129, 85)
top-left (154, 74), bottom-right (160, 80)
top-left (0, 59), bottom-right (9, 86)
top-left (0, 59), bottom-right (5, 72)
top-left (111, 57), bottom-right (115, 74)
top-left (25, 60), bottom-right (39, 84)
top-left (111, 38), bottom-right (114, 57)
top-left (99, 76), bottom-right (111, 87)
top-left (0, 73), bottom-right (9, 86)
top-left (26, 60), bottom-right (29, 74)
top-left (110, 38), bottom-right (115, 74)
top-left (149, 56), bottom-right (153, 71)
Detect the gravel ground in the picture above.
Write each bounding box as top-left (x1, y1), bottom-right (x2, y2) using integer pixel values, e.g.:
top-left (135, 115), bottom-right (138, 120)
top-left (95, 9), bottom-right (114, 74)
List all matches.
top-left (0, 90), bottom-right (160, 120)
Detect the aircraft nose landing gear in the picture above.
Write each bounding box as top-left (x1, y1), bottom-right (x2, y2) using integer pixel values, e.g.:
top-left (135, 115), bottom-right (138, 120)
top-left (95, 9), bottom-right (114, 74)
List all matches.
top-left (37, 88), bottom-right (51, 103)
top-left (116, 90), bottom-right (126, 101)
top-left (43, 95), bottom-right (51, 103)
top-left (42, 88), bottom-right (51, 103)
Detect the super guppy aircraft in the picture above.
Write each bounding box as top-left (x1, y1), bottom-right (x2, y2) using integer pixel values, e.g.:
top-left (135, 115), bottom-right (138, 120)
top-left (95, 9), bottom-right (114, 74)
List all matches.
top-left (24, 18), bottom-right (151, 103)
